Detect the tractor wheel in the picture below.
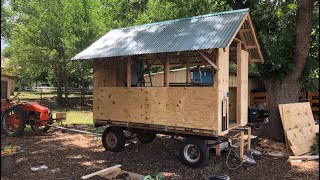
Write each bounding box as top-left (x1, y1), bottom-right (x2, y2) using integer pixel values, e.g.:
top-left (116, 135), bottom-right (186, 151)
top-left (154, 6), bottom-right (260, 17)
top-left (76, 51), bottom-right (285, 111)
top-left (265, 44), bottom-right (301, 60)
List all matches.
top-left (137, 132), bottom-right (156, 144)
top-left (102, 127), bottom-right (126, 152)
top-left (1, 106), bottom-right (26, 137)
top-left (31, 113), bottom-right (53, 133)
top-left (179, 137), bottom-right (209, 168)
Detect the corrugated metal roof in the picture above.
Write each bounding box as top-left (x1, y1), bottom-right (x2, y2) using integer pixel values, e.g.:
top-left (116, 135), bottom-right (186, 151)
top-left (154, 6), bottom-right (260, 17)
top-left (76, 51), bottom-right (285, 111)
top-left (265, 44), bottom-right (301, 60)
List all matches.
top-left (71, 8), bottom-right (249, 60)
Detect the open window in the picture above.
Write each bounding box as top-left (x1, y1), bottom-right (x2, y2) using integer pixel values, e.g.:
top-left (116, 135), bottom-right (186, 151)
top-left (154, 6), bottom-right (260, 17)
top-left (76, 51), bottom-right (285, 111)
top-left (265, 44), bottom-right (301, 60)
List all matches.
top-left (138, 50), bottom-right (217, 87)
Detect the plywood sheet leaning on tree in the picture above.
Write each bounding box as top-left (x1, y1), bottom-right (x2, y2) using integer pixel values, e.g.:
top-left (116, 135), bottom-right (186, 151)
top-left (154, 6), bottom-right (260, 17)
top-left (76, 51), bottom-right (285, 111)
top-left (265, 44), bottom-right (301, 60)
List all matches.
top-left (279, 102), bottom-right (319, 156)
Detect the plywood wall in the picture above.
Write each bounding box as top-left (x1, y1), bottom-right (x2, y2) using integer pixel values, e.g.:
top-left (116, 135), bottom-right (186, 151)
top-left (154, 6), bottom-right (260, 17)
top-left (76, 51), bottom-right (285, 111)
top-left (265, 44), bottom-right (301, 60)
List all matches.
top-left (93, 87), bottom-right (218, 131)
top-left (237, 49), bottom-right (249, 126)
top-left (93, 58), bottom-right (127, 88)
top-left (229, 87), bottom-right (237, 121)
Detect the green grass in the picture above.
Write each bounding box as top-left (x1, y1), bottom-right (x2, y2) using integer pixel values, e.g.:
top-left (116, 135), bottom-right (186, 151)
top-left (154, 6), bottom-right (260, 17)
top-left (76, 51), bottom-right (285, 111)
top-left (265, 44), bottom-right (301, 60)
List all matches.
top-left (60, 110), bottom-right (93, 125)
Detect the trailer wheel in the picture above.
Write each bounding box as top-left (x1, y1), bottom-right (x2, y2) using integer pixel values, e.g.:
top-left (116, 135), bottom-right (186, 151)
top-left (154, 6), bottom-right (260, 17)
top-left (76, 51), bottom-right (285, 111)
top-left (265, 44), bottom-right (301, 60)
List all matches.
top-left (179, 137), bottom-right (209, 168)
top-left (137, 132), bottom-right (156, 144)
top-left (102, 127), bottom-right (126, 152)
top-left (1, 106), bottom-right (26, 137)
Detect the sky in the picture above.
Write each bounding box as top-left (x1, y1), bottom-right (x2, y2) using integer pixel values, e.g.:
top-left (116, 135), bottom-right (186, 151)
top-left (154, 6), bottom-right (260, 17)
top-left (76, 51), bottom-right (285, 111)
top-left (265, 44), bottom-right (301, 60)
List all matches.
top-left (1, 39), bottom-right (8, 51)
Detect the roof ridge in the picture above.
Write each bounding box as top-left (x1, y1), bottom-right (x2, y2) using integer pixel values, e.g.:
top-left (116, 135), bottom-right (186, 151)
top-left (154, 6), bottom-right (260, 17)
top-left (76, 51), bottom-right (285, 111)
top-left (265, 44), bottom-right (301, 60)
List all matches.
top-left (114, 8), bottom-right (249, 31)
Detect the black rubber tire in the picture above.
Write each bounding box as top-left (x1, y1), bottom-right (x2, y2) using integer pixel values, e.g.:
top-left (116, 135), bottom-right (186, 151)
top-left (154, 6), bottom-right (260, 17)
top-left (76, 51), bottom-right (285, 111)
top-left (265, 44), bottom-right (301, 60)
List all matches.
top-left (102, 127), bottom-right (126, 152)
top-left (179, 137), bottom-right (209, 168)
top-left (137, 132), bottom-right (156, 144)
top-left (30, 113), bottom-right (53, 133)
top-left (1, 106), bottom-right (26, 137)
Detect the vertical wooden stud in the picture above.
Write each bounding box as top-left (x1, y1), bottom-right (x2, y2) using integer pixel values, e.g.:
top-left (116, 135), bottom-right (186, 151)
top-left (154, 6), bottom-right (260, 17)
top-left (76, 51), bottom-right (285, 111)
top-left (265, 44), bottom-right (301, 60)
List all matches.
top-left (247, 127), bottom-right (251, 151)
top-left (215, 144), bottom-right (221, 156)
top-left (240, 131), bottom-right (244, 160)
top-left (186, 60), bottom-right (191, 83)
top-left (127, 56), bottom-right (131, 87)
top-left (164, 53), bottom-right (170, 87)
top-left (236, 42), bottom-right (242, 125)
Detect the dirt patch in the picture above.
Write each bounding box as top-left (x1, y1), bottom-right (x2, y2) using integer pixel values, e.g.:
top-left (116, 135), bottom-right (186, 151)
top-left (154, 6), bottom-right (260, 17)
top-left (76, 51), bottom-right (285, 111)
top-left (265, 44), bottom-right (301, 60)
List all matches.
top-left (1, 126), bottom-right (319, 180)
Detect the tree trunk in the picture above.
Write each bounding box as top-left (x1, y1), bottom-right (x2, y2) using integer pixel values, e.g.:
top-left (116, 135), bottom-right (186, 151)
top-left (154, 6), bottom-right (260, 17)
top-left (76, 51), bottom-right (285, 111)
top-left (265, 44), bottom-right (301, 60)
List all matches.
top-left (56, 69), bottom-right (63, 105)
top-left (263, 78), bottom-right (302, 142)
top-left (64, 69), bottom-right (68, 103)
top-left (262, 1), bottom-right (314, 142)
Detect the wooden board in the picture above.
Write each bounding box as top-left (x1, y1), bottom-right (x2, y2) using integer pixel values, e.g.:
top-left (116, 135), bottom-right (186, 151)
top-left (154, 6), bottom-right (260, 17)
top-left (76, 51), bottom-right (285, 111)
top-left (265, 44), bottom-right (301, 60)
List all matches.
top-left (94, 87), bottom-right (219, 134)
top-left (94, 58), bottom-right (127, 88)
top-left (228, 87), bottom-right (237, 121)
top-left (279, 102), bottom-right (318, 156)
top-left (216, 48), bottom-right (229, 134)
top-left (237, 48), bottom-right (249, 126)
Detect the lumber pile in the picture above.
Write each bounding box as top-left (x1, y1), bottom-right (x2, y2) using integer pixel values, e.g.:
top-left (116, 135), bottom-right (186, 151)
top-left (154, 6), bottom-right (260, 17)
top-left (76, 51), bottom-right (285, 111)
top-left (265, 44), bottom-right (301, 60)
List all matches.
top-left (257, 138), bottom-right (287, 156)
top-left (279, 102), bottom-right (319, 157)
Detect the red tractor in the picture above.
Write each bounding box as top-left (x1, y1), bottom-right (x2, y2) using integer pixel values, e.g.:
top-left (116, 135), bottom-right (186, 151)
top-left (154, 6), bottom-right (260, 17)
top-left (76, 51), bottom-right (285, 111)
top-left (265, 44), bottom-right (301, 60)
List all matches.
top-left (1, 93), bottom-right (54, 136)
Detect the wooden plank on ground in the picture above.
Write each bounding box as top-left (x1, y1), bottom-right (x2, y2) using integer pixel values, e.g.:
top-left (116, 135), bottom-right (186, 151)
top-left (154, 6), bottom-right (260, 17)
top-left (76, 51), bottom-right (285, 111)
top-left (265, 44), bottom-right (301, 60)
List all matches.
top-left (81, 164), bottom-right (121, 179)
top-left (289, 155), bottom-right (319, 161)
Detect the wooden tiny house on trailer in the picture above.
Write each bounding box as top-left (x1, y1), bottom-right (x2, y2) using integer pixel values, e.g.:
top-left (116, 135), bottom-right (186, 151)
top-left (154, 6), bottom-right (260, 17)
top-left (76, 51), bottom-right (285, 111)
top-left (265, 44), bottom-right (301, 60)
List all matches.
top-left (72, 9), bottom-right (264, 167)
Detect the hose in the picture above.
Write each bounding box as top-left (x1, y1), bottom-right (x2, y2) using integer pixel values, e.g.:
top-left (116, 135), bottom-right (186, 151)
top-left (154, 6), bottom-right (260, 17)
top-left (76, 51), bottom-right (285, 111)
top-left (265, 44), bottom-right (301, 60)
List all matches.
top-left (225, 148), bottom-right (244, 170)
top-left (143, 173), bottom-right (163, 180)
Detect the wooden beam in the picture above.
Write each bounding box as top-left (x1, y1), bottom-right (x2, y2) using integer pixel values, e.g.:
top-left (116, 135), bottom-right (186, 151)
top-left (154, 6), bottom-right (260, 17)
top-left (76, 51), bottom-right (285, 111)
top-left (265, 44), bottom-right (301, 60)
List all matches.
top-left (127, 56), bottom-right (131, 87)
top-left (239, 28), bottom-right (250, 33)
top-left (247, 127), bottom-right (251, 151)
top-left (197, 51), bottom-right (219, 70)
top-left (215, 144), bottom-right (221, 156)
top-left (236, 42), bottom-right (241, 125)
top-left (81, 165), bottom-right (122, 179)
top-left (186, 60), bottom-right (191, 83)
top-left (164, 53), bottom-right (170, 87)
top-left (246, 15), bottom-right (264, 63)
top-left (140, 54), bottom-right (203, 61)
top-left (240, 131), bottom-right (244, 160)
top-left (233, 37), bottom-right (244, 43)
top-left (247, 45), bottom-right (256, 49)
top-left (238, 31), bottom-right (252, 63)
top-left (149, 61), bottom-right (210, 67)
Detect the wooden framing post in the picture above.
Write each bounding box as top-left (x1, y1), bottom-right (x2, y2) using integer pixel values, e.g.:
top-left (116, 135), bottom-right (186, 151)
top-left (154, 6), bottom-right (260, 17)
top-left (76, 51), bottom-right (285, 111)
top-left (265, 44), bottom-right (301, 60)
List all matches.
top-left (164, 53), bottom-right (170, 87)
top-left (236, 42), bottom-right (249, 126)
top-left (247, 127), bottom-right (251, 151)
top-left (215, 144), bottom-right (221, 156)
top-left (186, 60), bottom-right (191, 83)
top-left (127, 56), bottom-right (132, 87)
top-left (240, 131), bottom-right (244, 160)
top-left (215, 48), bottom-right (229, 135)
top-left (236, 42), bottom-right (242, 125)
